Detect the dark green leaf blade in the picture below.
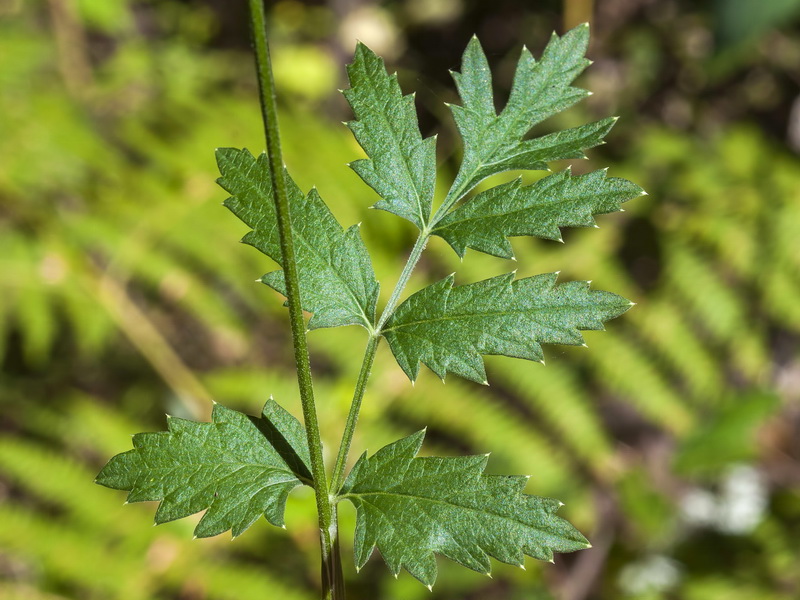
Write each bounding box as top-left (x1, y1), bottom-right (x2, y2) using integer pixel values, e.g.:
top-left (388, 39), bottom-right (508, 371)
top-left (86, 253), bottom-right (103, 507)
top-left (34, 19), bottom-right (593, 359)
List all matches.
top-left (434, 168), bottom-right (646, 258)
top-left (343, 43), bottom-right (437, 229)
top-left (339, 430), bottom-right (588, 587)
top-left (445, 24), bottom-right (607, 206)
top-left (96, 400), bottom-right (311, 538)
top-left (217, 147), bottom-right (379, 330)
top-left (382, 272), bottom-right (632, 382)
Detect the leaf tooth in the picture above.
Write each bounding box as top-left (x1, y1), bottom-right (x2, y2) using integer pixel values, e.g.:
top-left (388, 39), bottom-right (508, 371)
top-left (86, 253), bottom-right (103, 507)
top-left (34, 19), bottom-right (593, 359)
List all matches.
top-left (426, 584), bottom-right (433, 592)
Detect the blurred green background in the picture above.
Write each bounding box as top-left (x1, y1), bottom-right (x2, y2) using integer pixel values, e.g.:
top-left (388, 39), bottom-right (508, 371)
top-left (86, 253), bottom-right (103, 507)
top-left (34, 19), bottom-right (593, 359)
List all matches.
top-left (2, 0), bottom-right (800, 598)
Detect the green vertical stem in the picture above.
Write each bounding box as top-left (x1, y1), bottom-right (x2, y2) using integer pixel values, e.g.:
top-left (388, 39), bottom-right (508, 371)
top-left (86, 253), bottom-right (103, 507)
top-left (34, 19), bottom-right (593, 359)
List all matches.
top-left (330, 231), bottom-right (430, 494)
top-left (247, 1), bottom-right (341, 597)
top-left (330, 334), bottom-right (379, 493)
top-left (376, 230), bottom-right (430, 331)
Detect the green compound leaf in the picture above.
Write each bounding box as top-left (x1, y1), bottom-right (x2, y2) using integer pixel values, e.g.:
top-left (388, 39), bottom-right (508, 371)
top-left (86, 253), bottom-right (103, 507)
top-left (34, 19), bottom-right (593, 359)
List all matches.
top-left (338, 430), bottom-right (589, 587)
top-left (444, 24), bottom-right (612, 206)
top-left (434, 168), bottom-right (646, 259)
top-left (343, 43), bottom-right (437, 229)
top-left (95, 400), bottom-right (311, 538)
top-left (217, 147), bottom-right (379, 330)
top-left (382, 272), bottom-right (632, 383)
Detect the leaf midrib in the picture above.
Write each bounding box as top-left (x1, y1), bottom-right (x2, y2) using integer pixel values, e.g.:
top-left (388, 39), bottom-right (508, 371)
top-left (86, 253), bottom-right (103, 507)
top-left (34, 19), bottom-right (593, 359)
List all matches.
top-left (137, 460), bottom-right (311, 486)
top-left (340, 490), bottom-right (540, 531)
top-left (383, 300), bottom-right (606, 333)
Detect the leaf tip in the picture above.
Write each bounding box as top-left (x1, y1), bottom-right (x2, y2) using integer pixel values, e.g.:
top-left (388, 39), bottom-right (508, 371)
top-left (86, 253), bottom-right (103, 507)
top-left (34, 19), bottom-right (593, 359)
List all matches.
top-left (427, 584), bottom-right (433, 592)
top-left (538, 359), bottom-right (546, 366)
top-left (481, 380), bottom-right (489, 386)
top-left (629, 301), bottom-right (637, 306)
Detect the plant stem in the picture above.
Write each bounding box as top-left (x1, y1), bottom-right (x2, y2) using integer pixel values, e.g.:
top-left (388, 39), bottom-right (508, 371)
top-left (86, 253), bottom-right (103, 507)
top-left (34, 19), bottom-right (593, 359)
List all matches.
top-left (330, 334), bottom-right (379, 493)
top-left (329, 231), bottom-right (430, 495)
top-left (247, 1), bottom-right (340, 597)
top-left (376, 231), bottom-right (430, 331)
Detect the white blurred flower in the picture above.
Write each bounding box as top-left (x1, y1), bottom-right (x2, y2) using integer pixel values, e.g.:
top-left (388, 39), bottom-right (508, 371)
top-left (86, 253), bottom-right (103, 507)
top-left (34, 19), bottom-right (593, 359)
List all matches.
top-left (619, 554), bottom-right (682, 595)
top-left (680, 464), bottom-right (768, 534)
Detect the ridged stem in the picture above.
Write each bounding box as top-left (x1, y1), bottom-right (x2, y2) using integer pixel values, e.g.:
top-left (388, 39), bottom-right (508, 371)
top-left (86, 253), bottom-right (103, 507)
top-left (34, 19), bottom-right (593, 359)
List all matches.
top-left (247, 1), bottom-right (341, 597)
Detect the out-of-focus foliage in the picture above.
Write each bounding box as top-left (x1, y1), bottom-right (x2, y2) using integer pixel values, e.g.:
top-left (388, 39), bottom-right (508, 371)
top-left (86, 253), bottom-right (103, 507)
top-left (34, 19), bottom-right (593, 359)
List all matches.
top-left (1, 1), bottom-right (799, 599)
